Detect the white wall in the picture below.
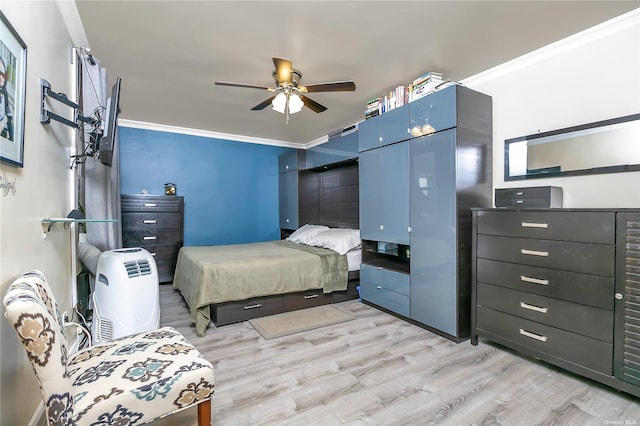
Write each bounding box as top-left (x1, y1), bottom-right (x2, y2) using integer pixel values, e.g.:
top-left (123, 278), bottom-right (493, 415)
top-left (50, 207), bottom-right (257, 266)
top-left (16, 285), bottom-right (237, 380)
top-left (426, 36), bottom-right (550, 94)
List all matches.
top-left (463, 9), bottom-right (640, 208)
top-left (0, 2), bottom-right (79, 424)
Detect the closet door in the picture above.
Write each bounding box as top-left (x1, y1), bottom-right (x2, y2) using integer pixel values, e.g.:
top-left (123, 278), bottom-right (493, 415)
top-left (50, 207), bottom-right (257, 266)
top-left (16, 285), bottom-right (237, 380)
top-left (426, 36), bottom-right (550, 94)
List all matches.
top-left (381, 141), bottom-right (410, 245)
top-left (359, 148), bottom-right (382, 241)
top-left (410, 129), bottom-right (458, 335)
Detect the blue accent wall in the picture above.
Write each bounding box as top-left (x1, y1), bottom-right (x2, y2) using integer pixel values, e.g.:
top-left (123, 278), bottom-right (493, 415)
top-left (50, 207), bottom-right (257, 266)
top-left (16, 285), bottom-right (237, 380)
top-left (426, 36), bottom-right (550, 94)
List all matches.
top-left (119, 127), bottom-right (291, 245)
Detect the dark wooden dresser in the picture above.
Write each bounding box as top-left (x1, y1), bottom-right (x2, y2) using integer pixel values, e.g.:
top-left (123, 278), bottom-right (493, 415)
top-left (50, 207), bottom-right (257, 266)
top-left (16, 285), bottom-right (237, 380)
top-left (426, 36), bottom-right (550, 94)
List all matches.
top-left (471, 208), bottom-right (640, 398)
top-left (121, 195), bottom-right (184, 283)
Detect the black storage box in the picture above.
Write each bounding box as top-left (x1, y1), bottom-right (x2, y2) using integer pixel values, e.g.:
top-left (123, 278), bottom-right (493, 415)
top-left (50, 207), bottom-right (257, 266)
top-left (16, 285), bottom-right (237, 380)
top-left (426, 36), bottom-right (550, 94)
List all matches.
top-left (495, 186), bottom-right (563, 208)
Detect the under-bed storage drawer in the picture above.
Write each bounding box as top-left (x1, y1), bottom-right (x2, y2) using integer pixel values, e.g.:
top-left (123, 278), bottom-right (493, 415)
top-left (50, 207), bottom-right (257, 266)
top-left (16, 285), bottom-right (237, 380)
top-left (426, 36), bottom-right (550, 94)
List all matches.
top-left (283, 290), bottom-right (332, 311)
top-left (476, 306), bottom-right (612, 375)
top-left (212, 295), bottom-right (283, 326)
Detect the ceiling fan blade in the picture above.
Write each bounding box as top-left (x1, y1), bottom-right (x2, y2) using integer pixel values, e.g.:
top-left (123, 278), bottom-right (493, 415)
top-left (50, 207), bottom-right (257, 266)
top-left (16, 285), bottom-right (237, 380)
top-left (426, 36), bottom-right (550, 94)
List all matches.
top-left (251, 96), bottom-right (276, 111)
top-left (215, 81), bottom-right (272, 91)
top-left (273, 57), bottom-right (294, 84)
top-left (300, 81), bottom-right (356, 93)
top-left (300, 95), bottom-right (327, 113)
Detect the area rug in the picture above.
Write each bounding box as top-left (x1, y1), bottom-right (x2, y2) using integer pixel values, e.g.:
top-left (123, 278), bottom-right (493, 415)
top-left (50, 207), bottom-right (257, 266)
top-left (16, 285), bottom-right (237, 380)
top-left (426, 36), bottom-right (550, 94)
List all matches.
top-left (249, 305), bottom-right (354, 340)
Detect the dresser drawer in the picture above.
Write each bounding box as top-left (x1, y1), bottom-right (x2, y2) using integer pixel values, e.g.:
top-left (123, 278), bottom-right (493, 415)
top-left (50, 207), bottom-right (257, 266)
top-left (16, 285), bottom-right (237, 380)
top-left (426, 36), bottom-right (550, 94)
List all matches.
top-left (477, 283), bottom-right (613, 342)
top-left (121, 195), bottom-right (183, 213)
top-left (360, 281), bottom-right (410, 317)
top-left (476, 210), bottom-right (614, 244)
top-left (476, 259), bottom-right (614, 309)
top-left (477, 235), bottom-right (615, 276)
top-left (476, 306), bottom-right (612, 374)
top-left (495, 186), bottom-right (562, 208)
top-left (139, 244), bottom-right (180, 262)
top-left (122, 229), bottom-right (183, 246)
top-left (121, 212), bottom-right (182, 230)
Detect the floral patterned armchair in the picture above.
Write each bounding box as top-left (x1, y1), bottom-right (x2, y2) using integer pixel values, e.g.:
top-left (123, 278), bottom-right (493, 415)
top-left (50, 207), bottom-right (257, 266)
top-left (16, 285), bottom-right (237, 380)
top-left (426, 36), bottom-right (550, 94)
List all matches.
top-left (3, 270), bottom-right (214, 425)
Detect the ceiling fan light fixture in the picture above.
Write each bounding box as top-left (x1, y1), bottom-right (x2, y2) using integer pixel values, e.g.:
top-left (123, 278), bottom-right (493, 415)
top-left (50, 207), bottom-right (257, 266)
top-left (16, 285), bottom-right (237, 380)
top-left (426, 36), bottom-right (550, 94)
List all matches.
top-left (288, 93), bottom-right (304, 114)
top-left (272, 92), bottom-right (287, 113)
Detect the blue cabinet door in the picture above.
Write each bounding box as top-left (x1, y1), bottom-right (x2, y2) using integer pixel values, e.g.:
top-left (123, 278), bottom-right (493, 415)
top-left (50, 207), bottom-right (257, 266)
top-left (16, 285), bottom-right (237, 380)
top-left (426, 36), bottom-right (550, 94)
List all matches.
top-left (359, 149), bottom-right (382, 241)
top-left (381, 142), bottom-right (410, 245)
top-left (409, 85), bottom-right (457, 137)
top-left (380, 105), bottom-right (410, 146)
top-left (409, 129), bottom-right (458, 335)
top-left (359, 115), bottom-right (381, 152)
top-left (278, 150), bottom-right (301, 173)
top-left (279, 170), bottom-right (298, 230)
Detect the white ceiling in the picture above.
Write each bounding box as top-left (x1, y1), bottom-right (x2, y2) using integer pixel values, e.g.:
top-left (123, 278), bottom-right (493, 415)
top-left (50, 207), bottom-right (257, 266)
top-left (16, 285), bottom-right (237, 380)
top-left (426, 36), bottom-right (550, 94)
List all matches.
top-left (75, 1), bottom-right (638, 147)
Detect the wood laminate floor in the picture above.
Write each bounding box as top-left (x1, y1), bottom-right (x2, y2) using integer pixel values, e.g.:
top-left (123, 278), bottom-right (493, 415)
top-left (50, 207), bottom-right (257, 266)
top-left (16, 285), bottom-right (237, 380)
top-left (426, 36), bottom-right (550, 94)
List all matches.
top-left (152, 285), bottom-right (639, 425)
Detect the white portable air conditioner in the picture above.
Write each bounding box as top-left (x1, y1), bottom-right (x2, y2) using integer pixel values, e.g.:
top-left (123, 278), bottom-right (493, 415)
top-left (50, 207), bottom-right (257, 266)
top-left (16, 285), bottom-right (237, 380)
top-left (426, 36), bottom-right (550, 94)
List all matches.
top-left (92, 248), bottom-right (160, 344)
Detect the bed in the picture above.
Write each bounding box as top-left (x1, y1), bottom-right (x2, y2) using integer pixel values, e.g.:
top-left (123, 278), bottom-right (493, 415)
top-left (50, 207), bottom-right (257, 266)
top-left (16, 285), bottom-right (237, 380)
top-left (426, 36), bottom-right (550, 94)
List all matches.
top-left (173, 225), bottom-right (361, 336)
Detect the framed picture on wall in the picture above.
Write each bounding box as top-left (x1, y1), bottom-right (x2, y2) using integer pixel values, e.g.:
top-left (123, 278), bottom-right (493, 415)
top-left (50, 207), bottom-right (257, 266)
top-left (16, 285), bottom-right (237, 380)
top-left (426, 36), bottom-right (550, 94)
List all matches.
top-left (0, 12), bottom-right (27, 167)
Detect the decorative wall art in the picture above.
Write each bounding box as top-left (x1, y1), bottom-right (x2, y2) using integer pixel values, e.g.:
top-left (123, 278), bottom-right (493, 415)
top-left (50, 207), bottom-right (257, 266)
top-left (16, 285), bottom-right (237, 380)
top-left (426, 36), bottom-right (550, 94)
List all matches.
top-left (0, 12), bottom-right (27, 167)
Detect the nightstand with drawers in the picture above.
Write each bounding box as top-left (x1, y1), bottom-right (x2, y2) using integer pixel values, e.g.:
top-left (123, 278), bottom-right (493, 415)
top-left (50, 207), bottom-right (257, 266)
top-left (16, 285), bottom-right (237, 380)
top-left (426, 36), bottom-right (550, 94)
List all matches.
top-left (121, 194), bottom-right (184, 283)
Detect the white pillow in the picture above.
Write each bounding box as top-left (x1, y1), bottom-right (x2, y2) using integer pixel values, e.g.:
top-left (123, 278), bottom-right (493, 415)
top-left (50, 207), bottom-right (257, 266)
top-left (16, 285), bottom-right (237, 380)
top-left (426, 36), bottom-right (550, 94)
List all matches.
top-left (286, 224), bottom-right (330, 245)
top-left (306, 228), bottom-right (361, 255)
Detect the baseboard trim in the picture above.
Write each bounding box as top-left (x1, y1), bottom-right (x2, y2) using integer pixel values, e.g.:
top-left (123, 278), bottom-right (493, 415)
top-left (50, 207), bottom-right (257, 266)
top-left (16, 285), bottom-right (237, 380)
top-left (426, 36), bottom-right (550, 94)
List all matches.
top-left (28, 401), bottom-right (44, 426)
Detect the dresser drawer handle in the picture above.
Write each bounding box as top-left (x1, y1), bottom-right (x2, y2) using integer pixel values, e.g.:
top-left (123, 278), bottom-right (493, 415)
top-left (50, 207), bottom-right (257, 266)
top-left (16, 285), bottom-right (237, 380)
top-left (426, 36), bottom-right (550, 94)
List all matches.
top-left (519, 329), bottom-right (548, 342)
top-left (143, 220), bottom-right (157, 224)
top-left (143, 236), bottom-right (157, 240)
top-left (150, 252), bottom-right (157, 257)
top-left (520, 275), bottom-right (549, 286)
top-left (516, 192), bottom-right (524, 195)
top-left (521, 222), bottom-right (548, 229)
top-left (520, 302), bottom-right (548, 314)
top-left (144, 203), bottom-right (157, 207)
top-left (304, 294), bottom-right (319, 299)
top-left (516, 200), bottom-right (524, 204)
top-left (521, 248), bottom-right (549, 257)
top-left (244, 303), bottom-right (263, 310)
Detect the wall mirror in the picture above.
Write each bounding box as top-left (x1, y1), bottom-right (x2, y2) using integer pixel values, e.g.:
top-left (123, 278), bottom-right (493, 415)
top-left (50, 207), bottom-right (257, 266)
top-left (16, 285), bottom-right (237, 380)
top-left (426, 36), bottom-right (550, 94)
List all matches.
top-left (505, 113), bottom-right (640, 181)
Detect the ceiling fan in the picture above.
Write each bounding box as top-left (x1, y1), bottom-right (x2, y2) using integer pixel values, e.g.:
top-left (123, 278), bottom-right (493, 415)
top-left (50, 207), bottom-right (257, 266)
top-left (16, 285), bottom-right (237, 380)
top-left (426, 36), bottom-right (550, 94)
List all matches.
top-left (215, 57), bottom-right (356, 122)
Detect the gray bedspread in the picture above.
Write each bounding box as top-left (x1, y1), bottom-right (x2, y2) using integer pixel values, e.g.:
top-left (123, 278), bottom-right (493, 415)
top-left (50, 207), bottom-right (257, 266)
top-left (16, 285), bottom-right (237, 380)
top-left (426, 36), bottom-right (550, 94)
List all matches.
top-left (173, 240), bottom-right (348, 336)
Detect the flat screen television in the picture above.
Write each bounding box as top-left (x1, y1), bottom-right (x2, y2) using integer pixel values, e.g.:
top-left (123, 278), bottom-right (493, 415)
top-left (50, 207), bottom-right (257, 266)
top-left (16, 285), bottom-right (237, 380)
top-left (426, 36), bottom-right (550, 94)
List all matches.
top-left (98, 77), bottom-right (121, 166)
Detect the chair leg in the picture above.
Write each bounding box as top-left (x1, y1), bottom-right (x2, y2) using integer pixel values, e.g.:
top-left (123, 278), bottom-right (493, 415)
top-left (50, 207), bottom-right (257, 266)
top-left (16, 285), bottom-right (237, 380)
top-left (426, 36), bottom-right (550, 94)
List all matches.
top-left (197, 399), bottom-right (212, 426)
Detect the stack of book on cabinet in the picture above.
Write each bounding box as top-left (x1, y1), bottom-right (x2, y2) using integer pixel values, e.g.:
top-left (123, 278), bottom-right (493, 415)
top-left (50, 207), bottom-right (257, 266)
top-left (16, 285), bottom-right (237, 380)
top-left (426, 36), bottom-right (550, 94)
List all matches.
top-left (408, 71), bottom-right (444, 101)
top-left (364, 70), bottom-right (449, 119)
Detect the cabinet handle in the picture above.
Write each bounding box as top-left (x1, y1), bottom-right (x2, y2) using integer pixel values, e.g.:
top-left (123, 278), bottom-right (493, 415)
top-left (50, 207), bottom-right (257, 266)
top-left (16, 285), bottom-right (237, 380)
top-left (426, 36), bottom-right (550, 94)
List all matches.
top-left (516, 200), bottom-right (524, 204)
top-left (520, 302), bottom-right (548, 314)
top-left (143, 236), bottom-right (157, 240)
top-left (144, 203), bottom-right (157, 207)
top-left (380, 225), bottom-right (384, 230)
top-left (519, 328), bottom-right (548, 342)
top-left (244, 303), bottom-right (263, 310)
top-left (516, 192), bottom-right (524, 195)
top-left (521, 222), bottom-right (548, 229)
top-left (376, 286), bottom-right (383, 289)
top-left (303, 294), bottom-right (319, 299)
top-left (521, 248), bottom-right (549, 257)
top-left (520, 275), bottom-right (549, 286)
top-left (143, 220), bottom-right (157, 224)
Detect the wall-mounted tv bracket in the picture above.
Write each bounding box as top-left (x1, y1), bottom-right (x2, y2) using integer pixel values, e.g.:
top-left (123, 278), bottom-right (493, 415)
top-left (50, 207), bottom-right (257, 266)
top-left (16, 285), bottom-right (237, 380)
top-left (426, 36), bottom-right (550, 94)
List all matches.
top-left (40, 78), bottom-right (97, 129)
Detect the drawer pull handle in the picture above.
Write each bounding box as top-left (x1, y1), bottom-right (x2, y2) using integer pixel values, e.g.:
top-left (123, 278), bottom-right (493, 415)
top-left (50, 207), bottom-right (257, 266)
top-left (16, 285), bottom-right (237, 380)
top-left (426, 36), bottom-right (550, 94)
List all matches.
top-left (516, 192), bottom-right (524, 195)
top-left (143, 220), bottom-right (157, 224)
top-left (376, 286), bottom-right (383, 289)
top-left (150, 252), bottom-right (157, 257)
top-left (143, 236), bottom-right (157, 240)
top-left (520, 302), bottom-right (548, 314)
top-left (244, 303), bottom-right (262, 310)
top-left (516, 200), bottom-right (524, 204)
top-left (519, 329), bottom-right (548, 342)
top-left (521, 222), bottom-right (548, 229)
top-left (144, 203), bottom-right (157, 207)
top-left (304, 294), bottom-right (319, 299)
top-left (521, 248), bottom-right (549, 257)
top-left (520, 275), bottom-right (549, 286)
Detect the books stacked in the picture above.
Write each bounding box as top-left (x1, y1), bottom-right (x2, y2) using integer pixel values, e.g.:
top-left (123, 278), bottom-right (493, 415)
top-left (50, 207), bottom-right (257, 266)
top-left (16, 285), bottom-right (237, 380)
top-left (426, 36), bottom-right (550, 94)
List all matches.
top-left (408, 71), bottom-right (444, 102)
top-left (365, 97), bottom-right (383, 119)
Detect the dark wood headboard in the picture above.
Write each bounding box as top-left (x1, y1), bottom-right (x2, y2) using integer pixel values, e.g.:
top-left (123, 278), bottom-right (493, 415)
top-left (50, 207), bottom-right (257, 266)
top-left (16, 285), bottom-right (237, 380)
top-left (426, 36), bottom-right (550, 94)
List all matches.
top-left (299, 162), bottom-right (359, 229)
